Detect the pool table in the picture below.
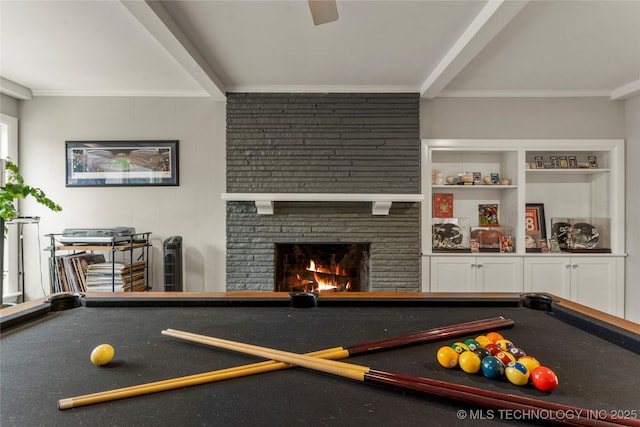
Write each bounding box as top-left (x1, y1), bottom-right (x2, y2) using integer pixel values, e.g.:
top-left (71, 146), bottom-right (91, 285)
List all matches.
top-left (1, 292), bottom-right (639, 426)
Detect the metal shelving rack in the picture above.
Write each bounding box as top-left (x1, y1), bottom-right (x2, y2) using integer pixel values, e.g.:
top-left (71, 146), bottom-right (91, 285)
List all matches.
top-left (47, 232), bottom-right (151, 292)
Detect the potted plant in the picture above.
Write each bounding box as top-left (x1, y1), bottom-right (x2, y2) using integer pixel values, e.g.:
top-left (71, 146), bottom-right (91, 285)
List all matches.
top-left (1, 160), bottom-right (62, 306)
top-left (1, 160), bottom-right (62, 225)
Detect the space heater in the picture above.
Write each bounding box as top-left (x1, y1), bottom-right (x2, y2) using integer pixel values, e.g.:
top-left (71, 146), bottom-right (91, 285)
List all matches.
top-left (163, 236), bottom-right (183, 292)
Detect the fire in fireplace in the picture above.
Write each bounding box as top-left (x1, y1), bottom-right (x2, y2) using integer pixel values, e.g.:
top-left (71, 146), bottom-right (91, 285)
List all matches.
top-left (275, 243), bottom-right (370, 293)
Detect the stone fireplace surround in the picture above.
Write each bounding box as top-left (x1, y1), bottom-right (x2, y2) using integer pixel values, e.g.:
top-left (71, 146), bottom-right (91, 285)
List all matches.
top-left (225, 93), bottom-right (421, 292)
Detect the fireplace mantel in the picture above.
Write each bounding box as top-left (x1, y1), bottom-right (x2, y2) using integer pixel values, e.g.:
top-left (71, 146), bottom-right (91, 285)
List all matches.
top-left (221, 193), bottom-right (424, 215)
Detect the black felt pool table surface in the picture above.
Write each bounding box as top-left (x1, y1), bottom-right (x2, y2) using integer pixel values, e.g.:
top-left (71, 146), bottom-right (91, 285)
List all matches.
top-left (1, 292), bottom-right (639, 426)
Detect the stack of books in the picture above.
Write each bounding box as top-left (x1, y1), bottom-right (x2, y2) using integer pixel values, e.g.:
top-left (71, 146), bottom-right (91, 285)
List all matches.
top-left (85, 261), bottom-right (146, 292)
top-left (50, 252), bottom-right (106, 293)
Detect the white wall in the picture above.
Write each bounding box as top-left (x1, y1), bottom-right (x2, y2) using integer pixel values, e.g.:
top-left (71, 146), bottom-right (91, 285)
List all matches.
top-left (624, 95), bottom-right (640, 323)
top-left (18, 97), bottom-right (227, 300)
top-left (1, 94), bottom-right (19, 117)
top-left (421, 97), bottom-right (625, 139)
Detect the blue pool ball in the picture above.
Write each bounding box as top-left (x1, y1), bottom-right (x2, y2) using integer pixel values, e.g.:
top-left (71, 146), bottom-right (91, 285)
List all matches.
top-left (481, 356), bottom-right (505, 379)
top-left (505, 362), bottom-right (530, 386)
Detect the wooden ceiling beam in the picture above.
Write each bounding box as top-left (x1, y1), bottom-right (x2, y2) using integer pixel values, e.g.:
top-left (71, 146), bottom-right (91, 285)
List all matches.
top-left (420, 0), bottom-right (529, 99)
top-left (120, 0), bottom-right (226, 100)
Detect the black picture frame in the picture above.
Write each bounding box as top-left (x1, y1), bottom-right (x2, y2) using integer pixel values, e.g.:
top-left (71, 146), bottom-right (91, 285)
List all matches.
top-left (525, 203), bottom-right (546, 251)
top-left (65, 141), bottom-right (179, 187)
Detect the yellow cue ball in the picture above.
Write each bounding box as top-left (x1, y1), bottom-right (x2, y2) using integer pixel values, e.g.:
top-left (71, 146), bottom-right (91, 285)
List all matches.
top-left (90, 344), bottom-right (115, 366)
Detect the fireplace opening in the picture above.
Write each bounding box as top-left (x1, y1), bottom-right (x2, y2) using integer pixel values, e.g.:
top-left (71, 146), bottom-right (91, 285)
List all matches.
top-left (275, 243), bottom-right (370, 293)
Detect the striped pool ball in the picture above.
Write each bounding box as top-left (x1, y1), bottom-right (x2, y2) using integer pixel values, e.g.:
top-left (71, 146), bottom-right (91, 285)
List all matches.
top-left (464, 339), bottom-right (481, 351)
top-left (451, 342), bottom-right (469, 354)
top-left (505, 362), bottom-right (530, 386)
top-left (496, 351), bottom-right (516, 365)
top-left (496, 339), bottom-right (514, 351)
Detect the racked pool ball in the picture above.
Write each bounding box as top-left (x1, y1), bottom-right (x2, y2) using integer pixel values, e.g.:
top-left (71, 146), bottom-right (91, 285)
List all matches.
top-left (458, 351), bottom-right (482, 374)
top-left (496, 351), bottom-right (516, 365)
top-left (464, 339), bottom-right (481, 351)
top-left (531, 366), bottom-right (559, 392)
top-left (437, 346), bottom-right (459, 368)
top-left (473, 347), bottom-right (491, 361)
top-left (451, 342), bottom-right (469, 354)
top-left (481, 356), bottom-right (505, 379)
top-left (495, 339), bottom-right (513, 351)
top-left (517, 355), bottom-right (540, 373)
top-left (486, 332), bottom-right (504, 343)
top-left (90, 344), bottom-right (115, 366)
top-left (475, 335), bottom-right (492, 348)
top-left (505, 362), bottom-right (530, 386)
top-left (484, 343), bottom-right (501, 356)
top-left (508, 347), bottom-right (526, 359)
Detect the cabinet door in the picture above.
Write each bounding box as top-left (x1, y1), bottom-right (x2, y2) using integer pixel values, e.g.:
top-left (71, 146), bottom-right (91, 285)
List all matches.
top-left (523, 257), bottom-right (571, 298)
top-left (570, 258), bottom-right (622, 316)
top-left (430, 257), bottom-right (476, 292)
top-left (476, 257), bottom-right (523, 292)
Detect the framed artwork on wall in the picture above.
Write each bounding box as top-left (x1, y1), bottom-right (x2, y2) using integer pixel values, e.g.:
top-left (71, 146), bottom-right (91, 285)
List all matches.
top-left (65, 141), bottom-right (179, 187)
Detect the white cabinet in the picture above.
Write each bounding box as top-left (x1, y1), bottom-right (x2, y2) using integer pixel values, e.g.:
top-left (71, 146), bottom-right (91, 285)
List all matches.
top-left (431, 256), bottom-right (523, 293)
top-left (422, 139), bottom-right (626, 317)
top-left (524, 256), bottom-right (624, 316)
top-left (523, 257), bottom-right (571, 297)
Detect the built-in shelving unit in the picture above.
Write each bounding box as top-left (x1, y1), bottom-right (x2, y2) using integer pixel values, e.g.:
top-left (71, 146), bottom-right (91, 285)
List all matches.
top-left (421, 139), bottom-right (626, 317)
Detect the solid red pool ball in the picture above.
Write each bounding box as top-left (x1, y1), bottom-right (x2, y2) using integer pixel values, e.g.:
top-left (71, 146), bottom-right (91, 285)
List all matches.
top-left (531, 366), bottom-right (559, 392)
top-left (437, 346), bottom-right (459, 368)
top-left (484, 343), bottom-right (501, 356)
top-left (458, 351), bottom-right (482, 374)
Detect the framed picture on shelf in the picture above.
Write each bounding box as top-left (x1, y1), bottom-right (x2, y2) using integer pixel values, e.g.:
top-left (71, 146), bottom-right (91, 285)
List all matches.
top-left (588, 156), bottom-right (598, 168)
top-left (478, 203), bottom-right (499, 226)
top-left (525, 203), bottom-right (546, 250)
top-left (568, 155), bottom-right (578, 168)
top-left (433, 193), bottom-right (453, 218)
top-left (535, 156), bottom-right (544, 168)
top-left (65, 140), bottom-right (179, 187)
top-left (559, 156), bottom-right (569, 169)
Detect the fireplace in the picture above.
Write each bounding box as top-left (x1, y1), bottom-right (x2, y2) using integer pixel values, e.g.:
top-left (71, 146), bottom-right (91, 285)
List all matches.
top-left (275, 243), bottom-right (370, 293)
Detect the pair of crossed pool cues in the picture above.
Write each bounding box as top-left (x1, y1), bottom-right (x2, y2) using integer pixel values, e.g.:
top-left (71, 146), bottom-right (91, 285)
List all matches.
top-left (58, 316), bottom-right (639, 427)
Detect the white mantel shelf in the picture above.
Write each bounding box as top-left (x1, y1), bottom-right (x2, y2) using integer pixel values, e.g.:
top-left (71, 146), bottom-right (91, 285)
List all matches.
top-left (221, 193), bottom-right (424, 215)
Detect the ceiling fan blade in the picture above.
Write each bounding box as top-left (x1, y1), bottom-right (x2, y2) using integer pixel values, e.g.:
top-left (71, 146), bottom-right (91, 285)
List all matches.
top-left (308, 0), bottom-right (339, 25)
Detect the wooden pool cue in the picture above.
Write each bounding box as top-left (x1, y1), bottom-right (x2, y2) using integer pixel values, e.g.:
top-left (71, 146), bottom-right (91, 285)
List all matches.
top-left (58, 316), bottom-right (512, 409)
top-left (162, 328), bottom-right (640, 427)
